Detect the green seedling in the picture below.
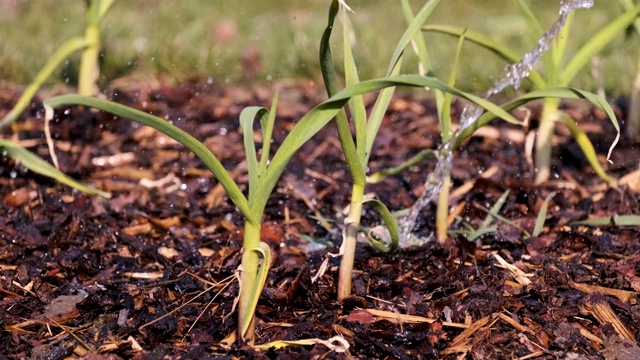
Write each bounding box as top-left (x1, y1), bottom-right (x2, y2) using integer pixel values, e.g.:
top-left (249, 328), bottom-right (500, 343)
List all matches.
top-left (320, 0), bottom-right (525, 300)
top-left (401, 0), bottom-right (467, 244)
top-left (0, 140), bottom-right (109, 198)
top-left (0, 0), bottom-right (113, 128)
top-left (424, 0), bottom-right (638, 184)
top-left (0, 1), bottom-right (114, 198)
top-left (42, 68), bottom-right (519, 340)
top-left (452, 190), bottom-right (555, 241)
top-left (572, 215), bottom-right (640, 226)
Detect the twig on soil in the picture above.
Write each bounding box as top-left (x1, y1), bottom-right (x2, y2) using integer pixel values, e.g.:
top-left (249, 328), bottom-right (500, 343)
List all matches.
top-left (139, 274), bottom-right (235, 331)
top-left (580, 292), bottom-right (636, 342)
top-left (48, 318), bottom-right (97, 355)
top-left (442, 315), bottom-right (493, 356)
top-left (184, 275), bottom-right (235, 338)
top-left (570, 280), bottom-right (637, 303)
top-left (492, 253), bottom-right (533, 286)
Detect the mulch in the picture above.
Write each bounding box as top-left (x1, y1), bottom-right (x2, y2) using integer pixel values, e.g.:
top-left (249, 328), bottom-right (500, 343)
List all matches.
top-left (0, 78), bottom-right (639, 359)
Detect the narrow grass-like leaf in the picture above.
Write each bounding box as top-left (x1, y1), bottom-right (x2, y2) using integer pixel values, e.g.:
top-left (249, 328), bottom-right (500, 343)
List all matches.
top-left (96, 0), bottom-right (116, 20)
top-left (0, 140), bottom-right (110, 198)
top-left (363, 199), bottom-right (399, 253)
top-left (386, 0), bottom-right (440, 76)
top-left (239, 242), bottom-right (271, 339)
top-left (240, 106), bottom-right (267, 202)
top-left (259, 92), bottom-right (278, 176)
top-left (364, 60), bottom-right (401, 161)
top-left (319, 0), bottom-right (365, 184)
top-left (513, 0), bottom-right (544, 41)
top-left (482, 190), bottom-right (509, 229)
top-left (362, 0), bottom-right (441, 160)
top-left (401, 0), bottom-right (435, 74)
top-left (366, 149), bottom-right (437, 183)
top-left (440, 29), bottom-right (467, 141)
top-left (256, 74), bottom-right (520, 220)
top-left (561, 3), bottom-right (640, 85)
top-left (484, 207), bottom-right (531, 239)
top-left (341, 8), bottom-right (367, 163)
top-left (572, 215), bottom-right (640, 226)
top-left (422, 25), bottom-right (546, 89)
top-left (552, 13), bottom-right (573, 73)
top-left (402, 0), bottom-right (446, 126)
top-left (0, 37), bottom-right (88, 128)
top-left (559, 114), bottom-right (615, 184)
top-left (44, 95), bottom-right (257, 224)
top-left (466, 226), bottom-right (498, 242)
top-left (457, 87), bottom-right (619, 150)
top-left (532, 192), bottom-right (556, 237)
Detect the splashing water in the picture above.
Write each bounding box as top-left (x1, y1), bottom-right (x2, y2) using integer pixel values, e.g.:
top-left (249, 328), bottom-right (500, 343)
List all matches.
top-left (398, 0), bottom-right (594, 246)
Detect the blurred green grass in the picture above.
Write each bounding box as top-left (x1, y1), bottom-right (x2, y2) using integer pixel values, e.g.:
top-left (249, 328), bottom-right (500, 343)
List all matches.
top-left (0, 0), bottom-right (637, 94)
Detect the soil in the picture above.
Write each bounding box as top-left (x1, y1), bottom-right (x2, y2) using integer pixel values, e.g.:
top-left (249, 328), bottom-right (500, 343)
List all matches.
top-left (1, 78), bottom-right (639, 360)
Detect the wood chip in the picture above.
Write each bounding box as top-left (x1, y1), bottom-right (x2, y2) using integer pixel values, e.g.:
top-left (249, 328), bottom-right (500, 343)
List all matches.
top-left (441, 315), bottom-right (492, 356)
top-left (570, 280), bottom-right (637, 304)
top-left (365, 308), bottom-right (436, 324)
top-left (580, 292), bottom-right (635, 342)
top-left (158, 246), bottom-right (180, 260)
top-left (493, 253), bottom-right (533, 286)
top-left (496, 312), bottom-right (534, 334)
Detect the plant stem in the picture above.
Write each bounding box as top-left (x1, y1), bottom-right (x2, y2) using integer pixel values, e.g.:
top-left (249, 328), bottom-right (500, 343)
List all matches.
top-left (337, 181), bottom-right (365, 301)
top-left (0, 38), bottom-right (87, 129)
top-left (78, 22), bottom-right (100, 96)
top-left (628, 63), bottom-right (640, 136)
top-left (238, 220), bottom-right (261, 345)
top-left (534, 98), bottom-right (560, 184)
top-left (436, 176), bottom-right (451, 243)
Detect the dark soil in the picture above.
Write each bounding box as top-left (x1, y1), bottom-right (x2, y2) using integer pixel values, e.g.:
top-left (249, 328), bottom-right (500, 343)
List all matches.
top-left (1, 78), bottom-right (639, 359)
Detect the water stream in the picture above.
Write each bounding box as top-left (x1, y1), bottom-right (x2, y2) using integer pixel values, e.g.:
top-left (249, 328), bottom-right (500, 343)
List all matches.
top-left (398, 0), bottom-right (594, 246)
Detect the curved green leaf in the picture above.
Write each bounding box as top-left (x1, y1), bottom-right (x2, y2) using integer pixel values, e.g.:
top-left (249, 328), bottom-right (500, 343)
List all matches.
top-left (258, 74), bottom-right (522, 218)
top-left (341, 7), bottom-right (368, 163)
top-left (363, 199), bottom-right (399, 253)
top-left (259, 92), bottom-right (278, 176)
top-left (239, 106), bottom-right (267, 202)
top-left (457, 87), bottom-right (620, 153)
top-left (532, 191), bottom-right (556, 237)
top-left (0, 37), bottom-right (88, 128)
top-left (422, 24), bottom-right (547, 89)
top-left (387, 0), bottom-right (441, 76)
top-left (43, 95), bottom-right (257, 224)
top-left (239, 241), bottom-right (271, 339)
top-left (366, 149), bottom-right (437, 183)
top-left (319, 0), bottom-right (365, 184)
top-left (559, 113), bottom-right (615, 184)
top-left (561, 3), bottom-right (640, 85)
top-left (0, 140), bottom-right (110, 198)
top-left (572, 215), bottom-right (640, 227)
top-left (513, 0), bottom-right (543, 41)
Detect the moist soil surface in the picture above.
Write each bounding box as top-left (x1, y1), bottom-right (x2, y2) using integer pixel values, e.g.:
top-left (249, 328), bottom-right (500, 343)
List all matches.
top-left (0, 78), bottom-right (639, 360)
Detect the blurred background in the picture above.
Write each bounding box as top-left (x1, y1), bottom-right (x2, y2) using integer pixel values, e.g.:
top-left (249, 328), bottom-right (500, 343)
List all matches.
top-left (0, 0), bottom-right (637, 94)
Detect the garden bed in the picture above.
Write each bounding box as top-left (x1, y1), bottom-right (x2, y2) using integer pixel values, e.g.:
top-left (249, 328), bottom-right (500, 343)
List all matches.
top-left (0, 78), bottom-right (638, 359)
